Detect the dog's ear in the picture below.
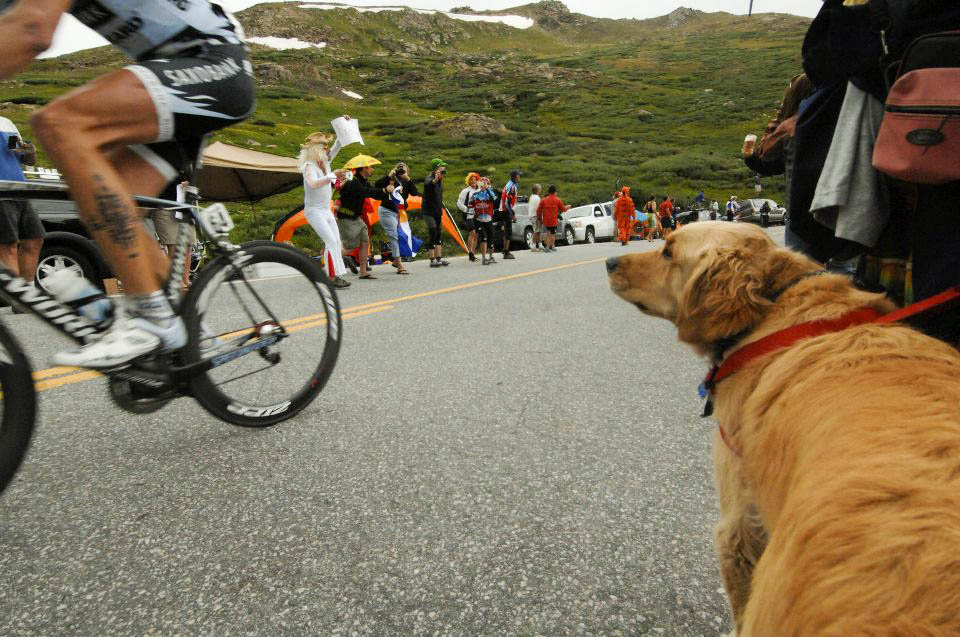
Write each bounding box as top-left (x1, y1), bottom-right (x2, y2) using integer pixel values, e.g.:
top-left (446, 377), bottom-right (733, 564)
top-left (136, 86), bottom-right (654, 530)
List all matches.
top-left (676, 245), bottom-right (773, 346)
top-left (677, 244), bottom-right (818, 347)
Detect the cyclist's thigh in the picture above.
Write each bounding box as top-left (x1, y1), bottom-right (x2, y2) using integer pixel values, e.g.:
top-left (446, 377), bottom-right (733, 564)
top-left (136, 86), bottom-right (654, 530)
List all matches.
top-left (41, 68), bottom-right (162, 147)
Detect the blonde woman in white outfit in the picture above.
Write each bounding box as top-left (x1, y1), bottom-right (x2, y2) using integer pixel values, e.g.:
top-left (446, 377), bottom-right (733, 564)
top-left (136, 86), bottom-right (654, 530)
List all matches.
top-left (299, 130), bottom-right (351, 289)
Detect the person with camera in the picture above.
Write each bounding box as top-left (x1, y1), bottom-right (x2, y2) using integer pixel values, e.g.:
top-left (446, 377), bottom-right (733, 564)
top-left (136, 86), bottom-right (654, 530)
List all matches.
top-left (422, 158), bottom-right (449, 268)
top-left (470, 177), bottom-right (498, 265)
top-left (497, 169), bottom-right (521, 260)
top-left (375, 161), bottom-right (417, 275)
top-left (339, 154), bottom-right (393, 280)
top-left (0, 115), bottom-right (43, 310)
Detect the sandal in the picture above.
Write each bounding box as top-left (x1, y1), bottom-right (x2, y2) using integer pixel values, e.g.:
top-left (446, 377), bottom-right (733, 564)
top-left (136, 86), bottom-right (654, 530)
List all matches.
top-left (396, 269), bottom-right (409, 275)
top-left (359, 273), bottom-right (378, 280)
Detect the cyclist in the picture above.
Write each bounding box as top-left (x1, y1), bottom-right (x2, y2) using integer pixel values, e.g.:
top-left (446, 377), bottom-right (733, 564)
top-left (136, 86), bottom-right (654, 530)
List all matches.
top-left (0, 1), bottom-right (255, 368)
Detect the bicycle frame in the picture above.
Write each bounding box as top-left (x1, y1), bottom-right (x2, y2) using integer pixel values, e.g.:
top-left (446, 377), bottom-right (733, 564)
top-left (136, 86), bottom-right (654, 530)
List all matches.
top-left (0, 180), bottom-right (284, 375)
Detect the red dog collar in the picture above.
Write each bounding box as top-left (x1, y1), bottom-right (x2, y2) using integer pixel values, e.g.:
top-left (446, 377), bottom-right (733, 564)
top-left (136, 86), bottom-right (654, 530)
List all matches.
top-left (699, 308), bottom-right (882, 419)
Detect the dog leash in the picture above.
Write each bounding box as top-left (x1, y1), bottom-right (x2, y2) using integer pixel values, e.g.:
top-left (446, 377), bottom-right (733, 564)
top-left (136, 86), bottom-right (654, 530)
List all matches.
top-left (699, 284), bottom-right (960, 454)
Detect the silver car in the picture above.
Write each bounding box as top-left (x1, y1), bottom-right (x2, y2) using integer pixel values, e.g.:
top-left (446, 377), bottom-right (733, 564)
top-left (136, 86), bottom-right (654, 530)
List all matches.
top-left (736, 198), bottom-right (786, 227)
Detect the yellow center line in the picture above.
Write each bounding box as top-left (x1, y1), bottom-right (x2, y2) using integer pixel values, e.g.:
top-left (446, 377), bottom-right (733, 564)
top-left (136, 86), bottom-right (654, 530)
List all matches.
top-left (28, 305), bottom-right (395, 394)
top-left (24, 256), bottom-right (605, 394)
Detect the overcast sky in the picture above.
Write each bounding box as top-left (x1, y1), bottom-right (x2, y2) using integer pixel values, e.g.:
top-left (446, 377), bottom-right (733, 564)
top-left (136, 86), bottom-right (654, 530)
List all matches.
top-left (42, 0), bottom-right (822, 58)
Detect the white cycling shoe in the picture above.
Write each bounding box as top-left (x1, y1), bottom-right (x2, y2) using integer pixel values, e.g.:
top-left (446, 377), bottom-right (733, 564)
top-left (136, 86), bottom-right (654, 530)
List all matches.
top-left (52, 317), bottom-right (187, 369)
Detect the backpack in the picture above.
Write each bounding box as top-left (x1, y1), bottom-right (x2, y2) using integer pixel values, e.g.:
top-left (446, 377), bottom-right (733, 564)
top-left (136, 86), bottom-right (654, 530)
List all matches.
top-left (873, 30), bottom-right (960, 184)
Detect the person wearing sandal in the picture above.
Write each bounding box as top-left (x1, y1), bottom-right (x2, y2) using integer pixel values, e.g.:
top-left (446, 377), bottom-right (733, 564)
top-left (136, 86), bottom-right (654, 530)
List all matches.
top-left (339, 154), bottom-right (393, 280)
top-left (375, 162), bottom-right (417, 275)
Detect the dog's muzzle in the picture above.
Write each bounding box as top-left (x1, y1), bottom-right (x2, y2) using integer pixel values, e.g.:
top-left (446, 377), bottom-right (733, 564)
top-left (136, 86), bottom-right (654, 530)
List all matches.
top-left (605, 257), bottom-right (620, 273)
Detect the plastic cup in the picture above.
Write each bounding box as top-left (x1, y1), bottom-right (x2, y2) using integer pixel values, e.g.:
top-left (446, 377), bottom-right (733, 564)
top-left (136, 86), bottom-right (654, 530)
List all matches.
top-left (742, 134), bottom-right (757, 157)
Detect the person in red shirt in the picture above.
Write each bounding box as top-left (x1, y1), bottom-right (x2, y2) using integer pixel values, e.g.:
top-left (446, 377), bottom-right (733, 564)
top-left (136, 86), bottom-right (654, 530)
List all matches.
top-left (536, 185), bottom-right (569, 253)
top-left (658, 195), bottom-right (675, 240)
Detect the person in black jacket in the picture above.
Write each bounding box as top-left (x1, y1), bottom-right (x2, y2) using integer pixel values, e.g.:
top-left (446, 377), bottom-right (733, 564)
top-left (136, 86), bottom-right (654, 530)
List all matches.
top-left (422, 158), bottom-right (449, 267)
top-left (375, 161), bottom-right (418, 274)
top-left (339, 154), bottom-right (393, 279)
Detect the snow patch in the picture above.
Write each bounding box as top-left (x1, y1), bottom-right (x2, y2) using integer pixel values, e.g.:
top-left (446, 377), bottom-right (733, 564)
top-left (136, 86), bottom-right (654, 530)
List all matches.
top-left (342, 89), bottom-right (364, 99)
top-left (247, 36), bottom-right (327, 50)
top-left (299, 3), bottom-right (534, 29)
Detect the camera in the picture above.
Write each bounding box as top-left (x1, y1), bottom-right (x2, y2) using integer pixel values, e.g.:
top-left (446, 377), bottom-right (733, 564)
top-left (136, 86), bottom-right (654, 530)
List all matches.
top-left (439, 168), bottom-right (447, 175)
top-left (394, 167), bottom-right (405, 176)
top-left (7, 135), bottom-right (19, 150)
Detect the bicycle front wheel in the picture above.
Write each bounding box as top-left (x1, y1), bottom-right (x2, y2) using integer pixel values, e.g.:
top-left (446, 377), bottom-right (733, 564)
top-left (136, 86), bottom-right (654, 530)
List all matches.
top-left (180, 242), bottom-right (342, 427)
top-left (0, 320), bottom-right (37, 495)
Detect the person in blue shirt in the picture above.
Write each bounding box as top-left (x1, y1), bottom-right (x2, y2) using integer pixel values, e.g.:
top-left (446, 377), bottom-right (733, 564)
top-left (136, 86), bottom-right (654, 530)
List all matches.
top-left (0, 115), bottom-right (43, 307)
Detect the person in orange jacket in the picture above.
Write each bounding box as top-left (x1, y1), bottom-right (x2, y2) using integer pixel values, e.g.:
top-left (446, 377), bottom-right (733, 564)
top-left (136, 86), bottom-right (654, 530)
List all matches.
top-left (614, 186), bottom-right (635, 246)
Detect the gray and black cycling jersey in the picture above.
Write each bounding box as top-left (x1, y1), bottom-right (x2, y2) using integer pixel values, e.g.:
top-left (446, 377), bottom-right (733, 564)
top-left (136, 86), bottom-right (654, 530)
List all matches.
top-left (69, 0), bottom-right (245, 61)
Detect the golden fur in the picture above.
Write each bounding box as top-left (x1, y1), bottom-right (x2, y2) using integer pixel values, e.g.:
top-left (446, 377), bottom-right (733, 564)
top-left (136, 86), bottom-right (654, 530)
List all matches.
top-left (607, 222), bottom-right (960, 636)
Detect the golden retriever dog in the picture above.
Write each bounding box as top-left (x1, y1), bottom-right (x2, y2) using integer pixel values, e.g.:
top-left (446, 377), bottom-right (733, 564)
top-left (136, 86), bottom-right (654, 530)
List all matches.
top-left (607, 221), bottom-right (960, 636)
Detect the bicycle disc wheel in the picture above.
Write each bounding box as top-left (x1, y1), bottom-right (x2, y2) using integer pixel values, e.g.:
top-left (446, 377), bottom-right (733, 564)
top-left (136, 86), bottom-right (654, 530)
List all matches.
top-left (0, 321), bottom-right (37, 495)
top-left (180, 242), bottom-right (341, 427)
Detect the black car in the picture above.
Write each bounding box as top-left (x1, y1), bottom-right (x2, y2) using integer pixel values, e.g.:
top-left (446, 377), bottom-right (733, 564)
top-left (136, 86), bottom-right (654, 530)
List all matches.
top-left (30, 195), bottom-right (113, 293)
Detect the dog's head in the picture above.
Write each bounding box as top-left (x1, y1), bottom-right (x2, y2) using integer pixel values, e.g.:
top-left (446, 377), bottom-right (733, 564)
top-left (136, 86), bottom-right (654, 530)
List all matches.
top-left (606, 222), bottom-right (818, 353)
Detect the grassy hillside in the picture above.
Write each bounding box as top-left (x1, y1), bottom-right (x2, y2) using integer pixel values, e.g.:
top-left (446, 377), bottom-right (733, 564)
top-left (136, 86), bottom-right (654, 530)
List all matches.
top-left (0, 2), bottom-right (808, 255)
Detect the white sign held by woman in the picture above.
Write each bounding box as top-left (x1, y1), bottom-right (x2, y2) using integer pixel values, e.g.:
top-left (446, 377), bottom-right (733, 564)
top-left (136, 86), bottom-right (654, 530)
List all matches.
top-left (330, 116), bottom-right (364, 149)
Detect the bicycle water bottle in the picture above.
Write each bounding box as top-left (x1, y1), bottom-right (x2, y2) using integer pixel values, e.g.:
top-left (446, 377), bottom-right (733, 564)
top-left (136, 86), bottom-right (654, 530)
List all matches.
top-left (43, 270), bottom-right (114, 328)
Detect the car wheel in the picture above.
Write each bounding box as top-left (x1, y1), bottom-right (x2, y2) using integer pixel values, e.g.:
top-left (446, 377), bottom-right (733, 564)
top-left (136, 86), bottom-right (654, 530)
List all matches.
top-left (564, 227), bottom-right (576, 246)
top-left (585, 228), bottom-right (595, 244)
top-left (36, 245), bottom-right (98, 294)
top-left (523, 227), bottom-right (533, 250)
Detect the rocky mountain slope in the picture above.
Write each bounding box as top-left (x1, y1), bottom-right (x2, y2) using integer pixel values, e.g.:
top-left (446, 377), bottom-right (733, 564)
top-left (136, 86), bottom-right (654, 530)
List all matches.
top-left (1, 1), bottom-right (810, 246)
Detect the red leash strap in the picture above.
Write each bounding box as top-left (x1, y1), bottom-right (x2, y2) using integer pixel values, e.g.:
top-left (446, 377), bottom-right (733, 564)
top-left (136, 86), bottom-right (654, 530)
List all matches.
top-left (874, 285), bottom-right (960, 324)
top-left (708, 308), bottom-right (883, 388)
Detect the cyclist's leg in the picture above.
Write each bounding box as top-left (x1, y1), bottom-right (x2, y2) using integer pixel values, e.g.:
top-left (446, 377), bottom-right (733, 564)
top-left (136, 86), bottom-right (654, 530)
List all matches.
top-left (32, 69), bottom-right (170, 294)
top-left (32, 70), bottom-right (184, 366)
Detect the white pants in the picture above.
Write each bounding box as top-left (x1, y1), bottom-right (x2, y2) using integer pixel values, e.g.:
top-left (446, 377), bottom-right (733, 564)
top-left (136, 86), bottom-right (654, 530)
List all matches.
top-left (305, 206), bottom-right (346, 277)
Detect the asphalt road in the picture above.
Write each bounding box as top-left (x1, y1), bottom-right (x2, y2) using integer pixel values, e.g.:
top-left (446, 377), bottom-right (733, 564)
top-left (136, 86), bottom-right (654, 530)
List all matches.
top-left (0, 229), bottom-right (786, 635)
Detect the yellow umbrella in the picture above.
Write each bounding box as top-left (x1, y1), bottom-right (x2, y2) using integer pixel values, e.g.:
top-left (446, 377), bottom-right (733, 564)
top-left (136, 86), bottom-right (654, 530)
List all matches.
top-left (343, 154), bottom-right (381, 170)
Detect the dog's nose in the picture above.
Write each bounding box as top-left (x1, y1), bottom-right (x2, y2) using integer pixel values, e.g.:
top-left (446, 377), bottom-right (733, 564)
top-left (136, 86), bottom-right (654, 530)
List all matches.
top-left (606, 257), bottom-right (619, 273)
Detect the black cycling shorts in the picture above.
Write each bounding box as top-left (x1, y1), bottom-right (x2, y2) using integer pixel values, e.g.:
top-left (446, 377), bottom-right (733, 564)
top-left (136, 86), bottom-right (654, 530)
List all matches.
top-left (544, 225), bottom-right (557, 235)
top-left (475, 220), bottom-right (493, 244)
top-left (126, 44), bottom-right (256, 183)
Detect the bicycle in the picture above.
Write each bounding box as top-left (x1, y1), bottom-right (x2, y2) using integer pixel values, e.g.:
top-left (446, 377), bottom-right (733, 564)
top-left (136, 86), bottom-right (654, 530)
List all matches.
top-left (0, 179), bottom-right (343, 495)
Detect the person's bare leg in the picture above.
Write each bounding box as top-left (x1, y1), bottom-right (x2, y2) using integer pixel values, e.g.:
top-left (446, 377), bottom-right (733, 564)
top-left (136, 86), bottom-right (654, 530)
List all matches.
top-left (467, 230), bottom-right (476, 255)
top-left (32, 70), bottom-right (169, 295)
top-left (0, 243), bottom-right (19, 276)
top-left (17, 237), bottom-right (42, 284)
top-left (359, 242), bottom-right (369, 276)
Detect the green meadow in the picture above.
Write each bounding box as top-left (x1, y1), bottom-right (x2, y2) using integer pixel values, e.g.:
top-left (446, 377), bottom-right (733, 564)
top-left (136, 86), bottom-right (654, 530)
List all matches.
top-left (0, 2), bottom-right (809, 255)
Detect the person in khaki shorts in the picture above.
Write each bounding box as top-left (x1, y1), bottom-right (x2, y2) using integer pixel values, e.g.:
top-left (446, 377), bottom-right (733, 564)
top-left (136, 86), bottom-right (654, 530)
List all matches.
top-left (145, 180), bottom-right (196, 290)
top-left (337, 155), bottom-right (392, 279)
